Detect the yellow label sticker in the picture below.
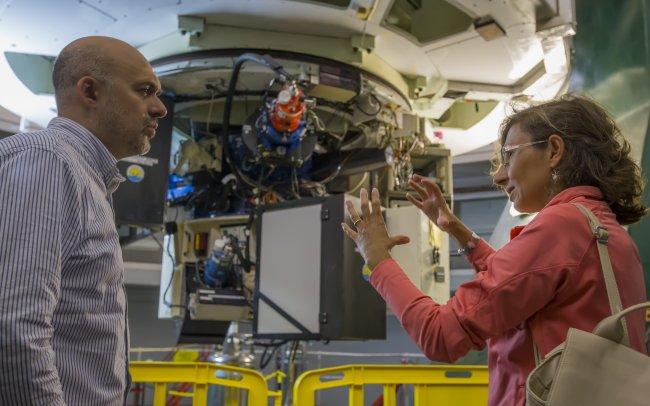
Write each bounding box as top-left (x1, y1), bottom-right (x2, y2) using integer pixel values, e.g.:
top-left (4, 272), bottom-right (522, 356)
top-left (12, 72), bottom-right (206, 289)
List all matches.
top-left (126, 164), bottom-right (145, 183)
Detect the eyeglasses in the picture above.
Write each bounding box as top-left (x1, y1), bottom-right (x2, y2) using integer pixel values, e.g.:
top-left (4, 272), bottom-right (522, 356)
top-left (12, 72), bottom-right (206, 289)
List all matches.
top-left (500, 140), bottom-right (548, 166)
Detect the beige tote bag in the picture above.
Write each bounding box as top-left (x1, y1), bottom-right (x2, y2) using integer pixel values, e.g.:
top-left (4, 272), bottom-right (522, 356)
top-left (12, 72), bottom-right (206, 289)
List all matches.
top-left (526, 204), bottom-right (650, 406)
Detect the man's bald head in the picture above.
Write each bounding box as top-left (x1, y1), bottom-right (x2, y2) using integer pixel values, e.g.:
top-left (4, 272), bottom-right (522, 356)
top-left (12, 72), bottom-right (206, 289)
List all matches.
top-left (52, 36), bottom-right (148, 108)
top-left (51, 36), bottom-right (166, 159)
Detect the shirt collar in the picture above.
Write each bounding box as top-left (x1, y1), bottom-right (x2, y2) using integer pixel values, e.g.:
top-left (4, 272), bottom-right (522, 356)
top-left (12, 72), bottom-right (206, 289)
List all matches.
top-left (48, 117), bottom-right (125, 191)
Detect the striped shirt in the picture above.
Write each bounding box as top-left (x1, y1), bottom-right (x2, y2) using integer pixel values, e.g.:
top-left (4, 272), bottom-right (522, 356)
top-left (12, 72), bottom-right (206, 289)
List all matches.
top-left (0, 117), bottom-right (129, 405)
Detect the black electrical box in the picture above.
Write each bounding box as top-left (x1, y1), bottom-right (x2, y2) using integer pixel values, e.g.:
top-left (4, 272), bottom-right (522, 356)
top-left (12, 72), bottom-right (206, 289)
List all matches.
top-left (253, 193), bottom-right (386, 340)
top-left (113, 96), bottom-right (174, 228)
top-left (176, 313), bottom-right (231, 345)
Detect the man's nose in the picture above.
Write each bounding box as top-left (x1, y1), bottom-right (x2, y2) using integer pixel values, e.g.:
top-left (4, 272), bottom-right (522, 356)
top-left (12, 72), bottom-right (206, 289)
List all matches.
top-left (150, 97), bottom-right (167, 118)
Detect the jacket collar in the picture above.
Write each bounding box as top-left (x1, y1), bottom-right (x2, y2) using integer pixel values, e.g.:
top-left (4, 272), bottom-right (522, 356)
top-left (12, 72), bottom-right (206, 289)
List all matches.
top-left (544, 186), bottom-right (604, 208)
top-left (510, 186), bottom-right (604, 240)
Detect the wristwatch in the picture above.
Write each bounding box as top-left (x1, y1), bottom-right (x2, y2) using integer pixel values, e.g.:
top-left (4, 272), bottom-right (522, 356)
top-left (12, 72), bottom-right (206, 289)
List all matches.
top-left (457, 232), bottom-right (481, 256)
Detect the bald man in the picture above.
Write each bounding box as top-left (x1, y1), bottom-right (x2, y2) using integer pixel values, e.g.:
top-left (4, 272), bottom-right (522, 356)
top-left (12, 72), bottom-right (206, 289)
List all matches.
top-left (0, 37), bottom-right (166, 405)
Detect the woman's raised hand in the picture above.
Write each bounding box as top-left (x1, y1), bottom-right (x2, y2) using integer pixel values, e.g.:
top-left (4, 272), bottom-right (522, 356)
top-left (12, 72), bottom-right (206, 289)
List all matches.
top-left (406, 174), bottom-right (458, 233)
top-left (341, 188), bottom-right (410, 270)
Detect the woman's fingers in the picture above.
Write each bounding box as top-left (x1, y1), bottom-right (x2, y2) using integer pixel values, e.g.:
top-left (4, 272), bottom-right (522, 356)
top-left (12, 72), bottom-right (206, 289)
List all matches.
top-left (405, 193), bottom-right (423, 209)
top-left (341, 223), bottom-right (358, 240)
top-left (420, 177), bottom-right (445, 202)
top-left (371, 188), bottom-right (382, 220)
top-left (360, 188), bottom-right (371, 219)
top-left (408, 178), bottom-right (429, 201)
top-left (346, 200), bottom-right (361, 223)
top-left (388, 235), bottom-right (410, 249)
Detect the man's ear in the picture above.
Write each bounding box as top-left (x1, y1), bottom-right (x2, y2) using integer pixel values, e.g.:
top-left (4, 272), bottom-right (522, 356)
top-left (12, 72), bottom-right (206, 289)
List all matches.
top-left (548, 133), bottom-right (565, 168)
top-left (75, 76), bottom-right (100, 108)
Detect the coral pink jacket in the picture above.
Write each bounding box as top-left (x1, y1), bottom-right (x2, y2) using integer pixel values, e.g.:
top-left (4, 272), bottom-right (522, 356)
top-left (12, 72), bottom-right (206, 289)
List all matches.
top-left (370, 186), bottom-right (647, 406)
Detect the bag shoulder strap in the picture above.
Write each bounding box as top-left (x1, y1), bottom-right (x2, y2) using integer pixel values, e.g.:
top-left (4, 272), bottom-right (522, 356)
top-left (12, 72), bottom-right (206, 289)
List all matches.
top-left (593, 301), bottom-right (650, 343)
top-left (533, 203), bottom-right (629, 365)
top-left (571, 204), bottom-right (626, 313)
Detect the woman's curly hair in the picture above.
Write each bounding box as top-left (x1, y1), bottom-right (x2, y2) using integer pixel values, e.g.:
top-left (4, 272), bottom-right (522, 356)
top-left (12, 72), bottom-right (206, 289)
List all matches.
top-left (496, 94), bottom-right (646, 225)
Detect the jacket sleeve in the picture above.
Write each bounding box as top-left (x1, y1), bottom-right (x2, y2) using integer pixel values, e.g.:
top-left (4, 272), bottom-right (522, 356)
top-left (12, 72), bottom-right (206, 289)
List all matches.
top-left (0, 149), bottom-right (79, 405)
top-left (466, 239), bottom-right (495, 273)
top-left (370, 208), bottom-right (582, 362)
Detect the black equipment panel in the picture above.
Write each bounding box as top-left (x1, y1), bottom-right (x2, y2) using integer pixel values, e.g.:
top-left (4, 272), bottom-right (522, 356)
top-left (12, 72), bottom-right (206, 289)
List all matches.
top-left (253, 194), bottom-right (386, 340)
top-left (113, 96), bottom-right (174, 228)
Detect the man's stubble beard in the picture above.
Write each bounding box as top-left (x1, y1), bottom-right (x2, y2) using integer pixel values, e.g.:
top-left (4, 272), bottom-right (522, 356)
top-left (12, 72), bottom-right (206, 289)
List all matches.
top-left (100, 99), bottom-right (150, 157)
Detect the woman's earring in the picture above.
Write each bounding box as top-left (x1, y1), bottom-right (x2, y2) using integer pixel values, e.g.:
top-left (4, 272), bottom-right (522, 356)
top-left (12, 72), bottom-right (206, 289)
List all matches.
top-left (551, 169), bottom-right (559, 182)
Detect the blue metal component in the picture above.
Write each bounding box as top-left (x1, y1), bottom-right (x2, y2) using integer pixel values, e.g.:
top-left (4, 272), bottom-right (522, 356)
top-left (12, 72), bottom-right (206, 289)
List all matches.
top-left (258, 110), bottom-right (306, 152)
top-left (166, 173), bottom-right (194, 202)
top-left (228, 135), bottom-right (313, 182)
top-left (203, 248), bottom-right (233, 287)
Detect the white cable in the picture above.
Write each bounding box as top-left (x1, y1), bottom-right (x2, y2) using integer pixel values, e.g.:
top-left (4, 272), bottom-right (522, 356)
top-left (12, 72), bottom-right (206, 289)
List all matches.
top-left (206, 90), bottom-right (216, 134)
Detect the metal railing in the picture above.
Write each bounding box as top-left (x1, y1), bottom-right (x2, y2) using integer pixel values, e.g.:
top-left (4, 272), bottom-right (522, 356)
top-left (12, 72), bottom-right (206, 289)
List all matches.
top-left (293, 364), bottom-right (489, 406)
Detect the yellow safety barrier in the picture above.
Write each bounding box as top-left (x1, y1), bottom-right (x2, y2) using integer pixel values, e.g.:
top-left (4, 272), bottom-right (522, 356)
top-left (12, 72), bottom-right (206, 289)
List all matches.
top-left (293, 364), bottom-right (489, 406)
top-left (264, 370), bottom-right (287, 406)
top-left (130, 361), bottom-right (272, 406)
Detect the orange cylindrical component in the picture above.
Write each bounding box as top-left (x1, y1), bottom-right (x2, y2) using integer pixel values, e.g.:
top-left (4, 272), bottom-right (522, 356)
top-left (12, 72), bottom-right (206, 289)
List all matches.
top-left (270, 84), bottom-right (305, 133)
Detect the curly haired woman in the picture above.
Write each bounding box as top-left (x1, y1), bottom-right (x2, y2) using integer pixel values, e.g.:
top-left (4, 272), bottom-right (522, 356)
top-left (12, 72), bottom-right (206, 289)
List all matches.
top-left (342, 95), bottom-right (647, 406)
